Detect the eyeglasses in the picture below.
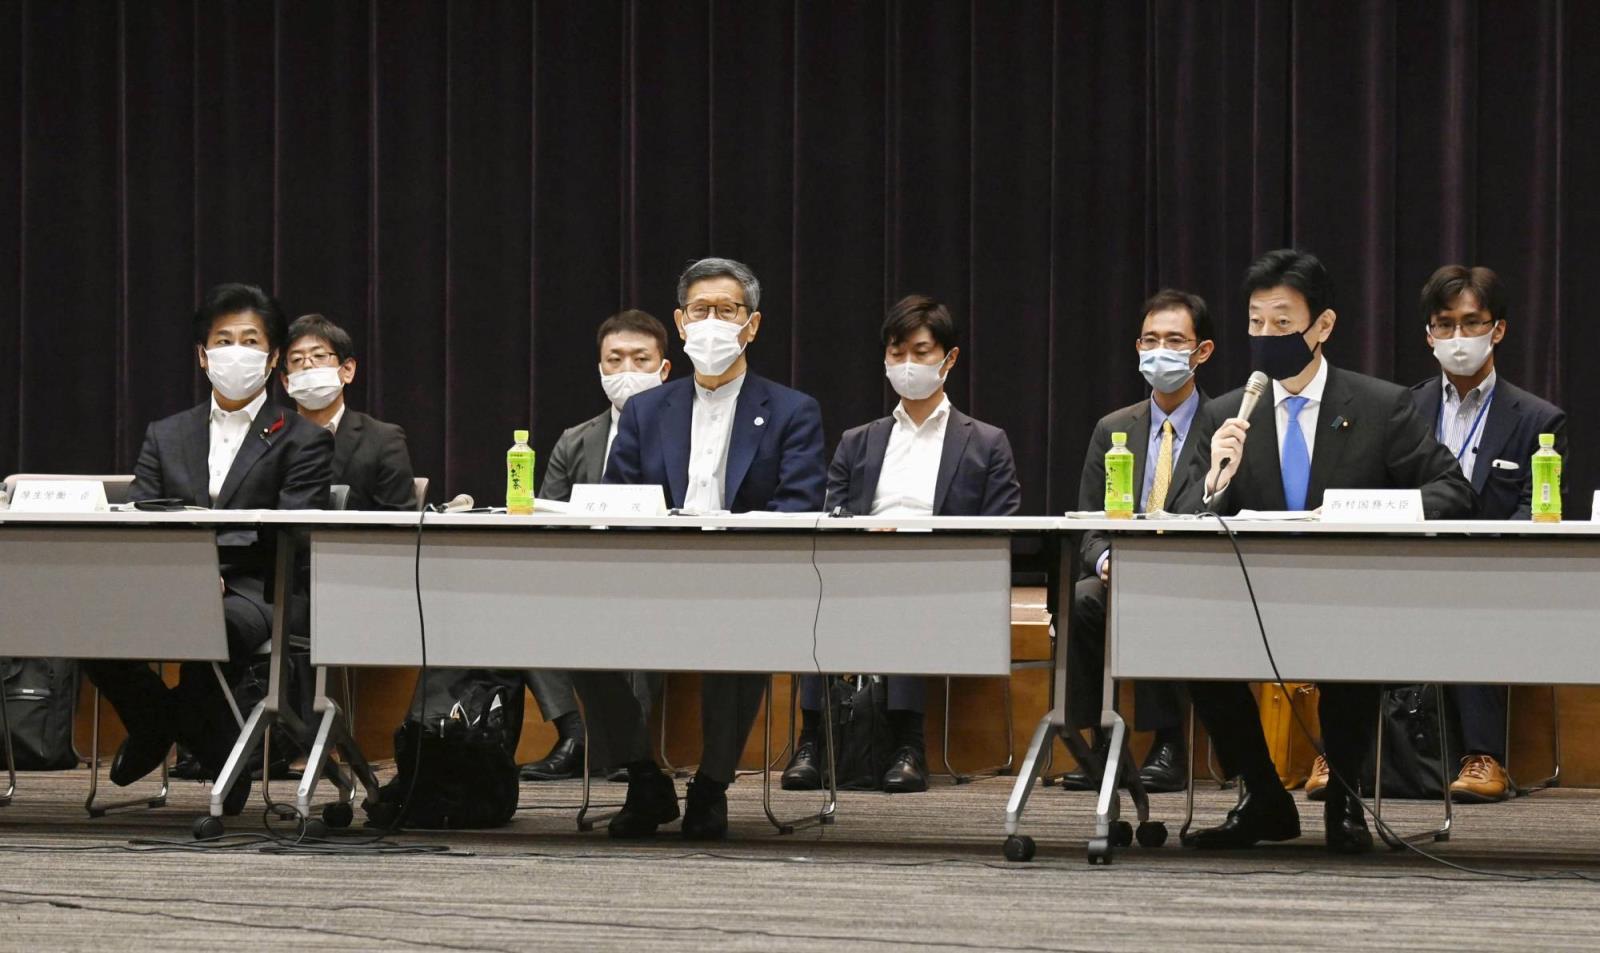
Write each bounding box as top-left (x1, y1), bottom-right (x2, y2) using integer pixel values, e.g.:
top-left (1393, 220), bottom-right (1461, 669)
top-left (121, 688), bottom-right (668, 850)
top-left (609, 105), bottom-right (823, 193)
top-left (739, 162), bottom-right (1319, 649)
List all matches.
top-left (683, 300), bottom-right (748, 323)
top-left (1136, 334), bottom-right (1197, 351)
top-left (1426, 318), bottom-right (1496, 338)
top-left (284, 349), bottom-right (341, 371)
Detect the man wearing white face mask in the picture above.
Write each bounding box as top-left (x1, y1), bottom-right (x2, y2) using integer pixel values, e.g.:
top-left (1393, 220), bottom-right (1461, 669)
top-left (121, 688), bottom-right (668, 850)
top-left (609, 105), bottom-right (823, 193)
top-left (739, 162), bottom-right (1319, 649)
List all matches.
top-left (781, 294), bottom-right (1020, 794)
top-left (1060, 290), bottom-right (1215, 795)
top-left (1409, 264), bottom-right (1566, 803)
top-left (572, 257), bottom-right (826, 840)
top-left (518, 309), bottom-right (670, 783)
top-left (82, 283), bottom-right (333, 817)
top-left (280, 314), bottom-right (416, 512)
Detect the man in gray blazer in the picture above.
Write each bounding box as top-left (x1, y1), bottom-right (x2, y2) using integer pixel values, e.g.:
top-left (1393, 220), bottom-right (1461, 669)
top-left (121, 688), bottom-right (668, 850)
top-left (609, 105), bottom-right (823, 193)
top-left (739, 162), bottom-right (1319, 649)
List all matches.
top-left (1061, 290), bottom-right (1215, 794)
top-left (520, 310), bottom-right (670, 781)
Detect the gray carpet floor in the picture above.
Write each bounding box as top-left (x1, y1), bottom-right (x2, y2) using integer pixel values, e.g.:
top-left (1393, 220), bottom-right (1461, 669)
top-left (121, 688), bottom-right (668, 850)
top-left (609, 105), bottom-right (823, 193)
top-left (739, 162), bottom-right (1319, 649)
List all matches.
top-left (1, 766), bottom-right (1597, 951)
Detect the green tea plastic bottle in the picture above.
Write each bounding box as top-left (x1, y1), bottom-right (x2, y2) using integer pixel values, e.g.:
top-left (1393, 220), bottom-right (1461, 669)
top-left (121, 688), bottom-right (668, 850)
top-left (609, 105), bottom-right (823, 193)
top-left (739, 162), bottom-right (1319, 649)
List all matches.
top-left (1105, 432), bottom-right (1134, 519)
top-left (1531, 432), bottom-right (1561, 524)
top-left (507, 429), bottom-right (535, 515)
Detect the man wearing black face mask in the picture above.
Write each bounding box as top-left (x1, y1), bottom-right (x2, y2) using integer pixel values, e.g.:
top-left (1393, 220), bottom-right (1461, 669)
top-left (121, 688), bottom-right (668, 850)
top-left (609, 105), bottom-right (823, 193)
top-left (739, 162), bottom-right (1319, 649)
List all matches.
top-left (1172, 249), bottom-right (1473, 854)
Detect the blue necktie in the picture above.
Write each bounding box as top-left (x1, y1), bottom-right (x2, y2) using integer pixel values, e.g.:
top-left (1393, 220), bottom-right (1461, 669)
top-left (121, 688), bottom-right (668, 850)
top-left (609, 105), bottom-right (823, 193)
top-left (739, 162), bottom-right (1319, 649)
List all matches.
top-left (1280, 395), bottom-right (1311, 511)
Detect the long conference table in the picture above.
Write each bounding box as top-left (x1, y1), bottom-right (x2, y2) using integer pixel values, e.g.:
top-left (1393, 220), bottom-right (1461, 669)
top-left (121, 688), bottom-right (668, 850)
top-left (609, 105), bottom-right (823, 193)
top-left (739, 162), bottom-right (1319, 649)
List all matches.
top-left (3, 509), bottom-right (1599, 862)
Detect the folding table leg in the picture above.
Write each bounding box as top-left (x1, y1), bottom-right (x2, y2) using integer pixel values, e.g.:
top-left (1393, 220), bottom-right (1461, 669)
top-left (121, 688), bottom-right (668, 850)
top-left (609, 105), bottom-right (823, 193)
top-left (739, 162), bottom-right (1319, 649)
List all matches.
top-left (1374, 690), bottom-right (1452, 849)
top-left (762, 674), bottom-right (836, 834)
top-left (85, 681), bottom-right (168, 817)
top-left (941, 676), bottom-right (1015, 783)
top-left (0, 687), bottom-right (14, 807)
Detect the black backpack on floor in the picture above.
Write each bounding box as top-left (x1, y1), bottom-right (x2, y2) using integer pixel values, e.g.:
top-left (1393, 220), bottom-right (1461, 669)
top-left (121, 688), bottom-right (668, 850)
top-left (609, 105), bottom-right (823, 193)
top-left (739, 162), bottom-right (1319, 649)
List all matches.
top-left (371, 668), bottom-right (525, 829)
top-left (1358, 683), bottom-right (1462, 799)
top-left (826, 675), bottom-right (896, 791)
top-left (1, 658), bottom-right (81, 770)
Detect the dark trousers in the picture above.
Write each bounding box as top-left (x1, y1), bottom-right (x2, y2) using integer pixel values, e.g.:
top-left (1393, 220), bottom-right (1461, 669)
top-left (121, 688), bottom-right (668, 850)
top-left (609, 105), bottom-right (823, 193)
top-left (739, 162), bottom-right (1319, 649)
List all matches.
top-left (525, 668), bottom-right (660, 729)
top-left (1449, 683), bottom-right (1508, 763)
top-left (1067, 576), bottom-right (1185, 733)
top-left (1190, 679), bottom-right (1379, 788)
top-left (796, 674), bottom-right (925, 714)
top-left (82, 576), bottom-right (271, 766)
top-left (572, 671), bottom-right (766, 785)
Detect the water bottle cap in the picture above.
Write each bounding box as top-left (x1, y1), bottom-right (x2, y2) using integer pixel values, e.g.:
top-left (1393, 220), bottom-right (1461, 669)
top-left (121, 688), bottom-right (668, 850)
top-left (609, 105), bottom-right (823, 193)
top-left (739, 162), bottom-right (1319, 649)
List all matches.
top-left (514, 429), bottom-right (529, 443)
top-left (1539, 433), bottom-right (1555, 448)
top-left (1111, 432), bottom-right (1127, 446)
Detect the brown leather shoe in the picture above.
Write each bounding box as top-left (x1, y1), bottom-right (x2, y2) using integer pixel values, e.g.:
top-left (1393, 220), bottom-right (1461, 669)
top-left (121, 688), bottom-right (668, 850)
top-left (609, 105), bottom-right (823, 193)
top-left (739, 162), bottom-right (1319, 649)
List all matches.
top-left (1450, 754), bottom-right (1511, 803)
top-left (1304, 754), bottom-right (1330, 802)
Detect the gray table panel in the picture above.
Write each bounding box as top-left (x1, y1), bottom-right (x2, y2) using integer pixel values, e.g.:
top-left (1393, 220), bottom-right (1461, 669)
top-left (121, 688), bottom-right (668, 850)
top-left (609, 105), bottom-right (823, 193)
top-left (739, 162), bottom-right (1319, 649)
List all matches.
top-left (310, 530), bottom-right (1011, 674)
top-left (1110, 534), bottom-right (1600, 684)
top-left (0, 527), bottom-right (229, 660)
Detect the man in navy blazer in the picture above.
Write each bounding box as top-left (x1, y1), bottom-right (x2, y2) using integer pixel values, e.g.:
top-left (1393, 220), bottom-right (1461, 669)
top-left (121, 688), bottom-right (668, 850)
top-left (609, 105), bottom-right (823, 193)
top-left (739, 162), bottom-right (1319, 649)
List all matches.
top-left (1411, 265), bottom-right (1566, 803)
top-left (573, 258), bottom-right (825, 840)
top-left (781, 295), bottom-right (1020, 794)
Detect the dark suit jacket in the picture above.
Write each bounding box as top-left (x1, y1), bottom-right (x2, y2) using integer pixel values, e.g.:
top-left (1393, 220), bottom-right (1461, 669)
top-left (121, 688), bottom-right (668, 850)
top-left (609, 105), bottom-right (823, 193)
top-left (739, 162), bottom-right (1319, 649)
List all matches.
top-left (130, 399), bottom-right (334, 584)
top-left (1172, 364), bottom-right (1474, 519)
top-left (1410, 376), bottom-right (1567, 521)
top-left (332, 409), bottom-right (416, 511)
top-left (605, 373), bottom-right (826, 512)
top-left (539, 409), bottom-right (612, 504)
top-left (1077, 391), bottom-right (1210, 572)
top-left (825, 407), bottom-right (1022, 517)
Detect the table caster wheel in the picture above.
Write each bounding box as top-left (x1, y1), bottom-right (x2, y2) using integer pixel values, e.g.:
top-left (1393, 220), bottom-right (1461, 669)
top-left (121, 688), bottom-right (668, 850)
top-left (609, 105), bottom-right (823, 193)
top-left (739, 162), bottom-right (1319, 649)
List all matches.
top-left (1087, 837), bottom-right (1113, 865)
top-left (1136, 821), bottom-right (1168, 848)
top-left (322, 802), bottom-right (354, 829)
top-left (192, 815), bottom-right (225, 840)
top-left (1003, 835), bottom-right (1036, 862)
top-left (1111, 820), bottom-right (1134, 847)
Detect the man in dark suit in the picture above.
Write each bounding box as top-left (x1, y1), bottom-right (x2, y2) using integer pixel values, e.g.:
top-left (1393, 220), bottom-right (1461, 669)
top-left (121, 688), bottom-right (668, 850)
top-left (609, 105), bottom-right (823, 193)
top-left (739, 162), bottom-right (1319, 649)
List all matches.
top-left (1173, 250), bottom-right (1474, 853)
top-left (519, 309), bottom-right (670, 782)
top-left (780, 295), bottom-right (1021, 795)
top-left (1411, 265), bottom-right (1566, 803)
top-left (1062, 289), bottom-right (1215, 794)
top-left (83, 283), bottom-right (333, 815)
top-left (573, 257), bottom-right (826, 840)
top-left (280, 314), bottom-right (416, 512)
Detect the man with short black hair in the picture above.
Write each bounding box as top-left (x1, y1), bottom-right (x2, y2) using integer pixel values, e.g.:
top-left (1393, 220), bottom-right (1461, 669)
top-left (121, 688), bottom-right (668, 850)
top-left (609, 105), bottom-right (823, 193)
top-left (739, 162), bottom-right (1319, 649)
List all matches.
top-left (780, 295), bottom-right (1021, 795)
top-left (519, 309), bottom-right (671, 782)
top-left (1062, 289), bottom-right (1215, 794)
top-left (84, 283), bottom-right (334, 816)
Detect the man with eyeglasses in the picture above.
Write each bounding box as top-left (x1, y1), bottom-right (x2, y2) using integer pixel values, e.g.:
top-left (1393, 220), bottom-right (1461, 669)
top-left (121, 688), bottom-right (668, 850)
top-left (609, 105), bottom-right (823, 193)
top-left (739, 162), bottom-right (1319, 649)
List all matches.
top-left (1409, 264), bottom-right (1565, 803)
top-left (1060, 290), bottom-right (1215, 795)
top-left (571, 257), bottom-right (825, 840)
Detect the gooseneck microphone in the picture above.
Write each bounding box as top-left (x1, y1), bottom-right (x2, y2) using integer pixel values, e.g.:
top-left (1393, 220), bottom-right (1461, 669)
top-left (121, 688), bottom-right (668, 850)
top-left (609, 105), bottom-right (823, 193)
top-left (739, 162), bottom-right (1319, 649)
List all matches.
top-left (1216, 371), bottom-right (1272, 475)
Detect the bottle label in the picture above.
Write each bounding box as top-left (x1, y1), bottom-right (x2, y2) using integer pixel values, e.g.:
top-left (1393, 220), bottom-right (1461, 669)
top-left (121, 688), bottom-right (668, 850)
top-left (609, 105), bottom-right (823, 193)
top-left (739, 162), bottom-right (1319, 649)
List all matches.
top-left (1532, 450), bottom-right (1561, 521)
top-left (1105, 449), bottom-right (1134, 517)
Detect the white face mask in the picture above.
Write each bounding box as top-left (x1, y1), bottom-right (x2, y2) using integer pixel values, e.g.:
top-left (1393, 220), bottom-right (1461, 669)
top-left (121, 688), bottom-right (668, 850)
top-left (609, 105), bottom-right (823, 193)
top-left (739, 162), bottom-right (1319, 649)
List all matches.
top-left (884, 356), bottom-right (949, 401)
top-left (682, 317), bottom-right (748, 376)
top-left (1432, 331), bottom-right (1494, 377)
top-left (286, 366), bottom-right (345, 411)
top-left (204, 345), bottom-right (272, 401)
top-left (598, 364), bottom-right (664, 411)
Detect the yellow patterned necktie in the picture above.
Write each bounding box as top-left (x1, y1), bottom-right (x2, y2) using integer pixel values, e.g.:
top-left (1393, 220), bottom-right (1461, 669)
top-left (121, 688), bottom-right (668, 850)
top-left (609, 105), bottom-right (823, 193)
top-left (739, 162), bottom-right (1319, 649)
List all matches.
top-left (1146, 419), bottom-right (1175, 513)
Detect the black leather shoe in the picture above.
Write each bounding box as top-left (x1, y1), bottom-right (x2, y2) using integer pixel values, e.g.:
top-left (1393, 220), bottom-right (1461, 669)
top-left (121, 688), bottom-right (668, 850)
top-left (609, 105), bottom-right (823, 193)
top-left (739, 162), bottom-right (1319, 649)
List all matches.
top-left (520, 737), bottom-right (584, 781)
top-left (606, 766), bottom-right (629, 783)
top-left (1188, 777), bottom-right (1301, 849)
top-left (681, 777), bottom-right (729, 841)
top-left (881, 746), bottom-right (928, 793)
top-left (1059, 737), bottom-right (1109, 791)
top-left (781, 738), bottom-right (823, 791)
top-left (1323, 790), bottom-right (1374, 854)
top-left (607, 770), bottom-right (679, 839)
top-left (110, 731), bottom-right (174, 787)
top-left (1138, 739), bottom-right (1188, 794)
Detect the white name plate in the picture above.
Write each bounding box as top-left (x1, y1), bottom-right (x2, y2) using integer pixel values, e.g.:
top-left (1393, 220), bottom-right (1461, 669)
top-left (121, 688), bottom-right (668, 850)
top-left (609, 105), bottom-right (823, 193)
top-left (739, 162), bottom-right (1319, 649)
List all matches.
top-left (569, 483), bottom-right (668, 517)
top-left (9, 479), bottom-right (110, 513)
top-left (1321, 489), bottom-right (1423, 523)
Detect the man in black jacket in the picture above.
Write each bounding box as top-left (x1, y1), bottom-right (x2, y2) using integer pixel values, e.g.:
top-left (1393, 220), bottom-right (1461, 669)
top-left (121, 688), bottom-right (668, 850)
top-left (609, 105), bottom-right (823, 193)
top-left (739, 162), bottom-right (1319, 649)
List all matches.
top-left (1173, 250), bottom-right (1474, 853)
top-left (1063, 289), bottom-right (1215, 794)
top-left (1411, 264), bottom-right (1566, 803)
top-left (84, 284), bottom-right (333, 815)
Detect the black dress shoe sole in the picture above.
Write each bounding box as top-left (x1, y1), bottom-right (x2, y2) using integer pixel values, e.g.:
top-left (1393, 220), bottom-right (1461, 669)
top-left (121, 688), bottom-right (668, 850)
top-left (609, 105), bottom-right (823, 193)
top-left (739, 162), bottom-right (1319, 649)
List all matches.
top-left (1137, 770), bottom-right (1187, 794)
top-left (1449, 787), bottom-right (1510, 804)
top-left (110, 737), bottom-right (173, 788)
top-left (1057, 774), bottom-right (1101, 792)
top-left (1304, 784), bottom-right (1329, 802)
top-left (1189, 824), bottom-right (1301, 849)
top-left (681, 823), bottom-right (728, 841)
top-left (1325, 832), bottom-right (1374, 854)
top-left (882, 779), bottom-right (927, 793)
top-left (781, 771), bottom-right (822, 791)
top-left (520, 766), bottom-right (581, 782)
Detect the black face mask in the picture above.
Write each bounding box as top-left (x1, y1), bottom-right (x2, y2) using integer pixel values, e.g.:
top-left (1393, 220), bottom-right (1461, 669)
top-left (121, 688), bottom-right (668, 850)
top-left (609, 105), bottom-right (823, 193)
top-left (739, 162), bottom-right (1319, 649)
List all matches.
top-left (1250, 329), bottom-right (1318, 381)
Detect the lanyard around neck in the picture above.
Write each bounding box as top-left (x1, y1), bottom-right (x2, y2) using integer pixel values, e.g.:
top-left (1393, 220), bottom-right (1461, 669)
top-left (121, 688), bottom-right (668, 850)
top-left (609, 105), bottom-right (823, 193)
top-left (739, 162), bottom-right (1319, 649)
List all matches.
top-left (1438, 387), bottom-right (1495, 465)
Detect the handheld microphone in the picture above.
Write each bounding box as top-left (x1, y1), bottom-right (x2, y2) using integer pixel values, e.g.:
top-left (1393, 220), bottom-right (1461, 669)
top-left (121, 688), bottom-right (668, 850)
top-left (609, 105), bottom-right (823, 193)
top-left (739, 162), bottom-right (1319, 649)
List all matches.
top-left (1216, 371), bottom-right (1272, 474)
top-left (431, 493), bottom-right (475, 513)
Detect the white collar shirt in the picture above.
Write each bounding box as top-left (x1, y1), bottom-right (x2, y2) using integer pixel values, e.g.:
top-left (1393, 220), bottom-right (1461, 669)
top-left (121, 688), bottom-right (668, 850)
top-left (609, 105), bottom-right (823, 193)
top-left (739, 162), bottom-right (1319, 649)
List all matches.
top-left (324, 403), bottom-right (347, 436)
top-left (1438, 369), bottom-right (1497, 481)
top-left (208, 389), bottom-right (268, 503)
top-left (684, 373), bottom-right (746, 513)
top-left (870, 398), bottom-right (952, 517)
top-left (1271, 356), bottom-right (1330, 462)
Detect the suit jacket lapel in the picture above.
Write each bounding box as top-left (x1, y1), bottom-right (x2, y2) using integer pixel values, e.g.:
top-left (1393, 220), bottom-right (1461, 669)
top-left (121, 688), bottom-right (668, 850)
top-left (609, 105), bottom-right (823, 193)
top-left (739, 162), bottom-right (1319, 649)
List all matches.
top-left (1166, 390), bottom-right (1208, 502)
top-left (331, 409), bottom-right (363, 484)
top-left (1241, 387), bottom-right (1287, 510)
top-left (933, 410), bottom-right (974, 514)
top-left (1127, 402), bottom-right (1152, 509)
top-left (1470, 386), bottom-right (1517, 495)
top-left (859, 417), bottom-right (894, 515)
top-left (577, 410), bottom-right (612, 484)
top-left (660, 386), bottom-right (692, 508)
top-left (180, 403), bottom-right (213, 506)
top-left (1307, 367), bottom-right (1356, 506)
top-left (216, 405), bottom-right (284, 509)
top-left (725, 376), bottom-right (771, 505)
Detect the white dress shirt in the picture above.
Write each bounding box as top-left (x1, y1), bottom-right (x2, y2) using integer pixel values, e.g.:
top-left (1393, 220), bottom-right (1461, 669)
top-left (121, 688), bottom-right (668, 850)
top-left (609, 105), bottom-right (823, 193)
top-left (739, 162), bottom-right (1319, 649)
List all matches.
top-left (1271, 356), bottom-right (1329, 461)
top-left (603, 406), bottom-right (621, 478)
top-left (870, 398), bottom-right (951, 517)
top-left (208, 390), bottom-right (268, 503)
top-left (1437, 369), bottom-right (1497, 481)
top-left (683, 373), bottom-right (745, 513)
top-left (324, 403), bottom-right (347, 435)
